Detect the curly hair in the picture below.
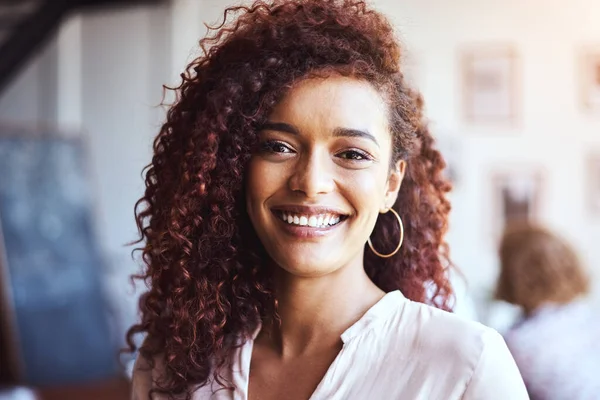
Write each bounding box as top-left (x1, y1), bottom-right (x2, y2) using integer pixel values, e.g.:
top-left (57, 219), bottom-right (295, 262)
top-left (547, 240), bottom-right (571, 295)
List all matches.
top-left (126, 0), bottom-right (453, 398)
top-left (495, 222), bottom-right (589, 315)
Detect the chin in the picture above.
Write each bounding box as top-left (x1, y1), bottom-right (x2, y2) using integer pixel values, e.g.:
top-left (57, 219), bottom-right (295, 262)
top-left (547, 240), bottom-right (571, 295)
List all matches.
top-left (272, 253), bottom-right (342, 278)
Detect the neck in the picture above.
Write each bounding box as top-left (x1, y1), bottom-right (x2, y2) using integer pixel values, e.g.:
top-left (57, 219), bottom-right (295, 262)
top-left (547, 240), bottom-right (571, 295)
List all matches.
top-left (261, 256), bottom-right (385, 358)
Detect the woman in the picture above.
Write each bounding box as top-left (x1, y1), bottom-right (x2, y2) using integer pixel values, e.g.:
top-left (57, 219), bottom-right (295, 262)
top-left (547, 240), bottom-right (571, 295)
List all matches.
top-left (496, 222), bottom-right (600, 399)
top-left (129, 1), bottom-right (527, 399)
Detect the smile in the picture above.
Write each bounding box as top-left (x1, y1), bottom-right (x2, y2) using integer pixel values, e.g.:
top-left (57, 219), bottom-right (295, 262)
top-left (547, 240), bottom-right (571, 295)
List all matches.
top-left (270, 206), bottom-right (349, 238)
top-left (275, 211), bottom-right (343, 228)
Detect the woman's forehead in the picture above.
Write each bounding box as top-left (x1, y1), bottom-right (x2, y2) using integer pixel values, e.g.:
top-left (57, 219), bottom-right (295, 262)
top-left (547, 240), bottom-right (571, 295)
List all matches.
top-left (267, 76), bottom-right (390, 138)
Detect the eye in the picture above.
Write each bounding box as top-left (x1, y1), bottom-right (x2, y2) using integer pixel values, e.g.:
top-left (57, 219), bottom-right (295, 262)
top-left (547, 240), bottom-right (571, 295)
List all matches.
top-left (261, 140), bottom-right (295, 154)
top-left (337, 149), bottom-right (372, 161)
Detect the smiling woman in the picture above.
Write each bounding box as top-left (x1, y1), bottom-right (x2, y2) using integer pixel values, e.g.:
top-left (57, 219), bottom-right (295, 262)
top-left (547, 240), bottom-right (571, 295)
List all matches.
top-left (127, 1), bottom-right (528, 400)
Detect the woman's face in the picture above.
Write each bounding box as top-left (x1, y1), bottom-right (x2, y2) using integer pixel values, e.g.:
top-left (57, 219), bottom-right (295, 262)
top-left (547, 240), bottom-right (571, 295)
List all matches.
top-left (246, 76), bottom-right (405, 277)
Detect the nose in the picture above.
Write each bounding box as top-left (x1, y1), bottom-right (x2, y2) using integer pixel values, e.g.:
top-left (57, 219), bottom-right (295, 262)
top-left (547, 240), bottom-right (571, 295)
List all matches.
top-left (288, 148), bottom-right (335, 198)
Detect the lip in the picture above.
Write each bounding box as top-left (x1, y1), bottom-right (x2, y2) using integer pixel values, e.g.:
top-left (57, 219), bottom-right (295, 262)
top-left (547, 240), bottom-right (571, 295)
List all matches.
top-left (270, 205), bottom-right (349, 239)
top-left (271, 204), bottom-right (349, 216)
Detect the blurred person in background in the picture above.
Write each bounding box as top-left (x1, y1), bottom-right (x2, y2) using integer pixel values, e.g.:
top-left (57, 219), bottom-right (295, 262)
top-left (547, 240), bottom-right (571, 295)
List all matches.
top-left (128, 0), bottom-right (527, 399)
top-left (496, 222), bottom-right (600, 400)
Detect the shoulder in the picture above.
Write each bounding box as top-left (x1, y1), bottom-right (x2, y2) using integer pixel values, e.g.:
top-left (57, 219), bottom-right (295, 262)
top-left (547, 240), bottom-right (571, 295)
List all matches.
top-left (392, 298), bottom-right (494, 360)
top-left (385, 299), bottom-right (529, 399)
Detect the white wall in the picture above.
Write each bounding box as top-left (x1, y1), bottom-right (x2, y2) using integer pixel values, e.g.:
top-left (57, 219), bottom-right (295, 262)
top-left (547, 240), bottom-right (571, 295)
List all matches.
top-left (373, 0), bottom-right (600, 322)
top-left (77, 4), bottom-right (171, 341)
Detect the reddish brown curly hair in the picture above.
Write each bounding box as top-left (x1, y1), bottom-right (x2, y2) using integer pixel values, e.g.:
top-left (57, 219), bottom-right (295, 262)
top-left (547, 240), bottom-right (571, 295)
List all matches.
top-left (127, 0), bottom-right (453, 398)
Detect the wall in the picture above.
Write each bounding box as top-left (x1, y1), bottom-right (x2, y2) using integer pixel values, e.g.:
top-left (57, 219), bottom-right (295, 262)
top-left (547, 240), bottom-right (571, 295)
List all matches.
top-left (371, 0), bottom-right (600, 320)
top-left (79, 4), bottom-right (171, 340)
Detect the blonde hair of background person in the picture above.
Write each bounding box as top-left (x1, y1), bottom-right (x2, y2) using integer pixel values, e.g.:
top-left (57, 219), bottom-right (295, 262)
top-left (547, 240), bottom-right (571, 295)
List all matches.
top-left (495, 222), bottom-right (599, 400)
top-left (496, 222), bottom-right (590, 315)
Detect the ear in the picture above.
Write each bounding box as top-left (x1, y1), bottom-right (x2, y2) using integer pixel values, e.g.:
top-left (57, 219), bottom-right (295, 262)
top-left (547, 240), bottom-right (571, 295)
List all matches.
top-left (381, 160), bottom-right (406, 213)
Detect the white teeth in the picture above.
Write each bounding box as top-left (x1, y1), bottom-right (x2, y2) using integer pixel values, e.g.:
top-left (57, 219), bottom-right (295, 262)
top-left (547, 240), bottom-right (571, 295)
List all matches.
top-left (278, 212), bottom-right (343, 228)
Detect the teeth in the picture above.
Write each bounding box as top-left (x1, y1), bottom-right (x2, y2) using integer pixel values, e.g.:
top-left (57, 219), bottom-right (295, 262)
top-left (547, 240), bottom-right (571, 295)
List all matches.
top-left (278, 212), bottom-right (343, 228)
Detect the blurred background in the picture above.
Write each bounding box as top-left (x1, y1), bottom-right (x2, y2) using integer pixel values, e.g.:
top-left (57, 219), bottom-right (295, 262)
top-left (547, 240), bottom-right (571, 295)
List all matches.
top-left (0, 0), bottom-right (598, 398)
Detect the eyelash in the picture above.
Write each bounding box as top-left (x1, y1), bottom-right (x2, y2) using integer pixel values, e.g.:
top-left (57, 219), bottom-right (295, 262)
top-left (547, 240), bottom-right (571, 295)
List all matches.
top-left (260, 140), bottom-right (294, 154)
top-left (260, 140), bottom-right (373, 162)
top-left (338, 149), bottom-right (372, 161)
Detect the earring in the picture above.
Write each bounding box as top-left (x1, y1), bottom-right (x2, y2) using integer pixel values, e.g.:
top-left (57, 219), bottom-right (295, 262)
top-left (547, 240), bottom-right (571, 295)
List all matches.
top-left (368, 208), bottom-right (404, 258)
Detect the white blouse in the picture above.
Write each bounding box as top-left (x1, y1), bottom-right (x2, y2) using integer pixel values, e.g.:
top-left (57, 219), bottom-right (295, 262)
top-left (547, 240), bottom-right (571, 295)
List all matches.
top-left (132, 290), bottom-right (529, 399)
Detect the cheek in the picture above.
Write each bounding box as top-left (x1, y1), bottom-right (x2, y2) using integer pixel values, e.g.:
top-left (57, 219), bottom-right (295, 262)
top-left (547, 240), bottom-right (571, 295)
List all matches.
top-left (245, 158), bottom-right (286, 214)
top-left (341, 167), bottom-right (389, 211)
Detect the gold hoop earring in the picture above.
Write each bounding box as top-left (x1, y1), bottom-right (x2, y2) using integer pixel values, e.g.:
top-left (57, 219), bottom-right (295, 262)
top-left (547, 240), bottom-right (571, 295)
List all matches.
top-left (368, 208), bottom-right (404, 258)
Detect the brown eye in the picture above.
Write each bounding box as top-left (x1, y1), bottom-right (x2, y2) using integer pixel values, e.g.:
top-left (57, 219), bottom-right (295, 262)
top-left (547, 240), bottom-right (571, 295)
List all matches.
top-left (261, 141), bottom-right (294, 154)
top-left (338, 150), bottom-right (371, 161)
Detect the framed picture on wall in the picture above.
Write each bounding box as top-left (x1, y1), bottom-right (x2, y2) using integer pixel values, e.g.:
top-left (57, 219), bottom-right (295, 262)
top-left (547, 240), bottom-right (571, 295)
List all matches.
top-left (587, 154), bottom-right (600, 214)
top-left (461, 46), bottom-right (519, 125)
top-left (580, 49), bottom-right (600, 112)
top-left (490, 168), bottom-right (544, 241)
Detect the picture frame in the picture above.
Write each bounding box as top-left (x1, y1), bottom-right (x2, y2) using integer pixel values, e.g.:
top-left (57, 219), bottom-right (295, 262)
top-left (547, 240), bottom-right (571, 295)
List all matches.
top-left (490, 168), bottom-right (544, 241)
top-left (587, 153), bottom-right (600, 214)
top-left (461, 46), bottom-right (519, 125)
top-left (579, 49), bottom-right (600, 112)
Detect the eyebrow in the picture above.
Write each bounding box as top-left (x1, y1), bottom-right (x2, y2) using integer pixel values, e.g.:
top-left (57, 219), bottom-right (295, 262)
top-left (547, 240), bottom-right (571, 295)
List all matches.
top-left (333, 127), bottom-right (379, 147)
top-left (260, 122), bottom-right (380, 147)
top-left (260, 122), bottom-right (299, 135)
